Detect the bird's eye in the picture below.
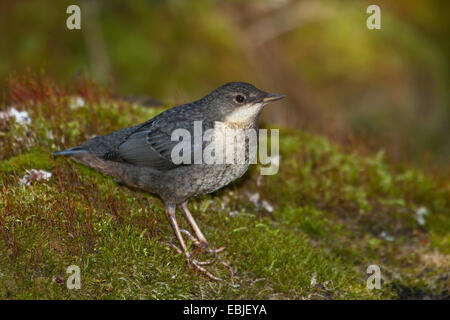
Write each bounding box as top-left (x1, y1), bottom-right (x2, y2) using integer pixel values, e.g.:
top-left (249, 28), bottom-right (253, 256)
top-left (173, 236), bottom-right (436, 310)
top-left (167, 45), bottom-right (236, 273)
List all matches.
top-left (235, 95), bottom-right (245, 103)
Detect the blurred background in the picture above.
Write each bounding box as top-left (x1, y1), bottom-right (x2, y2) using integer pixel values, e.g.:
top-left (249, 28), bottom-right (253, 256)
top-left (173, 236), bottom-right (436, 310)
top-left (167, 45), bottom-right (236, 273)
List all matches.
top-left (0, 0), bottom-right (448, 168)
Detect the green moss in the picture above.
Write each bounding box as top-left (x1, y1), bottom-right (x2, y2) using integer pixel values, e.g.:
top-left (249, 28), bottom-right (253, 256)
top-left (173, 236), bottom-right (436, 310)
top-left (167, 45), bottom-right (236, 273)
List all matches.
top-left (0, 79), bottom-right (448, 299)
top-left (0, 148), bottom-right (52, 174)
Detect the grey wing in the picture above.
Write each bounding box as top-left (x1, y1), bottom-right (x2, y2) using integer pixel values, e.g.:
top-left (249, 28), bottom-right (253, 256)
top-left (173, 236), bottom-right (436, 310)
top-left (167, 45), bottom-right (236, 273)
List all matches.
top-left (116, 129), bottom-right (186, 170)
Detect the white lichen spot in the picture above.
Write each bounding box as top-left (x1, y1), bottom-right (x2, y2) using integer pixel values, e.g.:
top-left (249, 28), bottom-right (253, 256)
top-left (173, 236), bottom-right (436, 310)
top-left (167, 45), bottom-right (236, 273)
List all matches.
top-left (415, 206), bottom-right (429, 226)
top-left (310, 273), bottom-right (317, 287)
top-left (76, 97), bottom-right (85, 107)
top-left (247, 192), bottom-right (274, 212)
top-left (247, 192), bottom-right (274, 213)
top-left (19, 169), bottom-right (52, 186)
top-left (221, 195), bottom-right (230, 210)
top-left (248, 192), bottom-right (260, 205)
top-left (0, 106), bottom-right (31, 126)
top-left (261, 200), bottom-right (274, 213)
top-left (379, 231), bottom-right (394, 242)
top-left (69, 96), bottom-right (86, 110)
top-left (46, 130), bottom-right (55, 140)
top-left (256, 175), bottom-right (263, 187)
top-left (228, 210), bottom-right (239, 217)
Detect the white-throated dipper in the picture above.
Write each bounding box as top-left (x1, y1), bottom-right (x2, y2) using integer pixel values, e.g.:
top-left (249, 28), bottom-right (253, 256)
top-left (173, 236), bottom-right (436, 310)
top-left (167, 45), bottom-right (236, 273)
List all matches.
top-left (54, 82), bottom-right (284, 280)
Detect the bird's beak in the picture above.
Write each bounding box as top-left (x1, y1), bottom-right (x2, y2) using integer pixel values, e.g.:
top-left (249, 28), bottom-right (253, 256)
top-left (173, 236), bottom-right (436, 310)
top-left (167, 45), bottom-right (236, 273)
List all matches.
top-left (262, 93), bottom-right (285, 103)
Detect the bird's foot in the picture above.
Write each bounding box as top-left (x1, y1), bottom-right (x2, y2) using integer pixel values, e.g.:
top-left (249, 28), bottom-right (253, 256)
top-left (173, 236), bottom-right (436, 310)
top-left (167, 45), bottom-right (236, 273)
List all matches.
top-left (188, 258), bottom-right (223, 281)
top-left (181, 229), bottom-right (233, 278)
top-left (165, 233), bottom-right (233, 281)
top-left (165, 242), bottom-right (224, 281)
top-left (180, 229), bottom-right (226, 255)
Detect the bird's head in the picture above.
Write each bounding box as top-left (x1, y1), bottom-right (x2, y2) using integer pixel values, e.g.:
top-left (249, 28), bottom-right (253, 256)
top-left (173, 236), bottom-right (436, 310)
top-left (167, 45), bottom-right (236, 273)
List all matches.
top-left (201, 82), bottom-right (284, 124)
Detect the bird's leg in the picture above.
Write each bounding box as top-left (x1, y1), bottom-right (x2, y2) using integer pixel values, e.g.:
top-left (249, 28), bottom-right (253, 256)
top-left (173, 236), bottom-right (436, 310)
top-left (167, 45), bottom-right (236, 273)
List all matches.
top-left (165, 205), bottom-right (222, 281)
top-left (180, 201), bottom-right (208, 248)
top-left (165, 205), bottom-right (189, 259)
top-left (179, 201), bottom-right (226, 255)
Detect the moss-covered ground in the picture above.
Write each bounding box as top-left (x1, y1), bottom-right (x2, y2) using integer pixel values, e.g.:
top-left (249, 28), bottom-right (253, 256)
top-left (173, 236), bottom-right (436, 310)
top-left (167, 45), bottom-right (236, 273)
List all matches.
top-left (0, 76), bottom-right (448, 299)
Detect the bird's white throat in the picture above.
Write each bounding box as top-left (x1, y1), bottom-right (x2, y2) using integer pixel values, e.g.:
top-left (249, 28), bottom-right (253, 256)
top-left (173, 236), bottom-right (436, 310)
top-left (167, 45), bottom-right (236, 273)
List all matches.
top-left (224, 102), bottom-right (264, 124)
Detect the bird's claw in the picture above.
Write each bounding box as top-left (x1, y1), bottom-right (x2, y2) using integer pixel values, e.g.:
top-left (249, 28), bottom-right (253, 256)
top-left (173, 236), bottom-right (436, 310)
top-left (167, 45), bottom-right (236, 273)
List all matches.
top-left (180, 229), bottom-right (205, 248)
top-left (181, 229), bottom-right (226, 255)
top-left (165, 241), bottom-right (183, 255)
top-left (210, 246), bottom-right (226, 254)
top-left (188, 258), bottom-right (223, 281)
top-left (165, 232), bottom-right (232, 280)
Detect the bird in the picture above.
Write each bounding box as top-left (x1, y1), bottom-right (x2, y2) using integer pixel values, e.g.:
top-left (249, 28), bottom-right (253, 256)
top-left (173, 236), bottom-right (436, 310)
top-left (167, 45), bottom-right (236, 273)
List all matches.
top-left (53, 82), bottom-right (284, 280)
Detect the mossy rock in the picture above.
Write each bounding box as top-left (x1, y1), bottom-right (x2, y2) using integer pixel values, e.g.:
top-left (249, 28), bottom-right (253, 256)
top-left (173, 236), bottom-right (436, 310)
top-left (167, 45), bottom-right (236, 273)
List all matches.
top-left (0, 77), bottom-right (448, 299)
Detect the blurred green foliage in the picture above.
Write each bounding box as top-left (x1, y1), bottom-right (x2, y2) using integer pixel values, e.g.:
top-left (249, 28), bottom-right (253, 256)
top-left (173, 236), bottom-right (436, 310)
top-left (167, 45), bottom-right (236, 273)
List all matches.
top-left (0, 0), bottom-right (448, 166)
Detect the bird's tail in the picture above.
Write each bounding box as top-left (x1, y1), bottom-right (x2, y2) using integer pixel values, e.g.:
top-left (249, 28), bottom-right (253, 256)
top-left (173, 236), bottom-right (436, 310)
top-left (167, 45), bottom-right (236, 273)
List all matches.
top-left (53, 145), bottom-right (153, 193)
top-left (53, 146), bottom-right (87, 157)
